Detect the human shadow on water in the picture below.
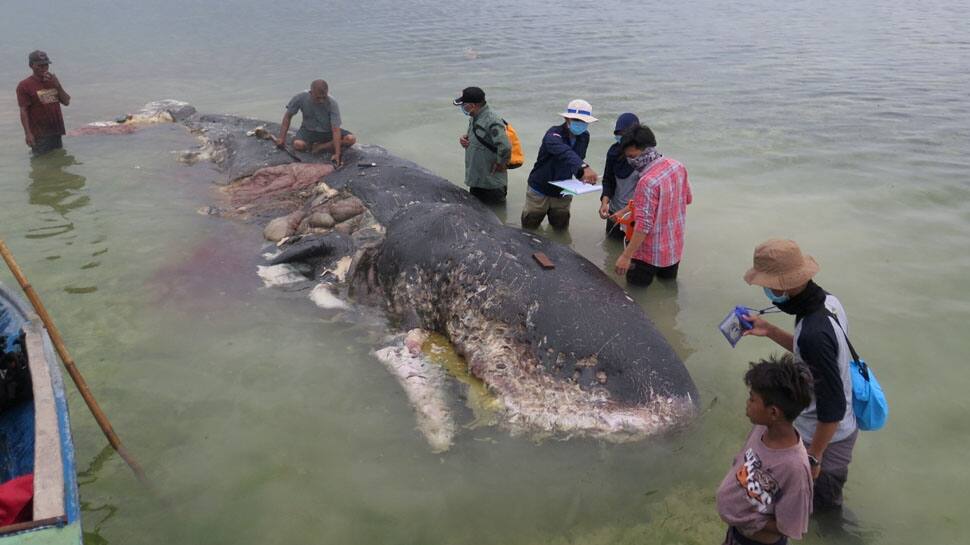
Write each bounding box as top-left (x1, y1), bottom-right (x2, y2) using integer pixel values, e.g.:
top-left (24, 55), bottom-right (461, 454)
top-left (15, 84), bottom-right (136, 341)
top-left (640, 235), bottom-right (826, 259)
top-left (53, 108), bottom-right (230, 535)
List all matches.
top-left (26, 149), bottom-right (104, 294)
top-left (810, 506), bottom-right (876, 545)
top-left (26, 149), bottom-right (88, 239)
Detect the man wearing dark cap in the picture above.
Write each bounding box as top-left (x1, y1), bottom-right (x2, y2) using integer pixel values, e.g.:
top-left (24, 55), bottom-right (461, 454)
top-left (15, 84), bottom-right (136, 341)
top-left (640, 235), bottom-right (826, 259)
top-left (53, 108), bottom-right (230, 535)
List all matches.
top-left (455, 87), bottom-right (511, 204)
top-left (599, 112), bottom-right (640, 239)
top-left (17, 50), bottom-right (71, 155)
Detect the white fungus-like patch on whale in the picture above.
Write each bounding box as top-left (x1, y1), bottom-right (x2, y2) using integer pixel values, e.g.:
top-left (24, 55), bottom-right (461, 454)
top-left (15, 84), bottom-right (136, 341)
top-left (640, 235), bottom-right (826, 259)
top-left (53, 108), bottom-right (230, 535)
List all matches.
top-left (256, 264), bottom-right (306, 287)
top-left (309, 283), bottom-right (349, 309)
top-left (374, 338), bottom-right (456, 453)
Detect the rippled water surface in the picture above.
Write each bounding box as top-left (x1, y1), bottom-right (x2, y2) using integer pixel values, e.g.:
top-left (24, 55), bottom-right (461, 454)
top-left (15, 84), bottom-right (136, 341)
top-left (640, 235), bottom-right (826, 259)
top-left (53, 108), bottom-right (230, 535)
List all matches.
top-left (1, 1), bottom-right (969, 543)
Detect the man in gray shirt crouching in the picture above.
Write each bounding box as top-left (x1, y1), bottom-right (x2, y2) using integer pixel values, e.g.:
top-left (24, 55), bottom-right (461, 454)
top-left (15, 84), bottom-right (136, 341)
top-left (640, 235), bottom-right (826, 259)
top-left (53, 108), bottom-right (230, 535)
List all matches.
top-left (278, 79), bottom-right (356, 166)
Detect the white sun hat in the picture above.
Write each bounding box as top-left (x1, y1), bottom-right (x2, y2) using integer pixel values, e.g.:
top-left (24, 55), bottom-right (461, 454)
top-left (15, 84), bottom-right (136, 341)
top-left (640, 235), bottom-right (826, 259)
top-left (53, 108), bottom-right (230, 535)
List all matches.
top-left (560, 99), bottom-right (598, 123)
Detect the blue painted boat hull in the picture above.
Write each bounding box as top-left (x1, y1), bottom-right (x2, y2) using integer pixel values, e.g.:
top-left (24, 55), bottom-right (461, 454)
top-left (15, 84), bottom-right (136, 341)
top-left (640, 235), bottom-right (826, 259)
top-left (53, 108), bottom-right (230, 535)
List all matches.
top-left (0, 283), bottom-right (81, 544)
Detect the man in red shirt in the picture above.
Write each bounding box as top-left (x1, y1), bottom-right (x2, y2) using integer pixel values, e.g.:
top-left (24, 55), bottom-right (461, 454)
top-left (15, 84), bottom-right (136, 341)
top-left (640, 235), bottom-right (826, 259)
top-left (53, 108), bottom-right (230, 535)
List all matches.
top-left (17, 50), bottom-right (71, 155)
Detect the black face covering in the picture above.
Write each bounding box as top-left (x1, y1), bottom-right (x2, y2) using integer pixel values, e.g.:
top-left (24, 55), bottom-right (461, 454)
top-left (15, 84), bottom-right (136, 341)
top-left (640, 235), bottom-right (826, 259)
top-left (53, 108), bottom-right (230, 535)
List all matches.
top-left (775, 280), bottom-right (827, 319)
top-left (612, 150), bottom-right (635, 179)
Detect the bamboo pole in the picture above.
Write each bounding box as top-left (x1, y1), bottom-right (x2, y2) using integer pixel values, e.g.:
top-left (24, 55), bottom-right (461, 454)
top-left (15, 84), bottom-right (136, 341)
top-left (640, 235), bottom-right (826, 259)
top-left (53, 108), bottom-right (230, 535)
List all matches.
top-left (0, 239), bottom-right (148, 485)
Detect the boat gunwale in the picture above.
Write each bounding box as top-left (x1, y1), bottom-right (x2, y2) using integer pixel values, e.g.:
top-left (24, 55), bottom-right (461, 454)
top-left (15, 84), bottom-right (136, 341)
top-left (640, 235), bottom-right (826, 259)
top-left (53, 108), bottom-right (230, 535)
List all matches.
top-left (24, 319), bottom-right (67, 521)
top-left (0, 282), bottom-right (81, 542)
top-left (0, 515), bottom-right (68, 537)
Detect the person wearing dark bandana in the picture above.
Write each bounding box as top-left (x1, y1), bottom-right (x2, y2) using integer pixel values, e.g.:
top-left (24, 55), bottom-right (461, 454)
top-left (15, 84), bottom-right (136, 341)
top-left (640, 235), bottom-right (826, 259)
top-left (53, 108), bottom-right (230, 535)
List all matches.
top-left (741, 239), bottom-right (859, 512)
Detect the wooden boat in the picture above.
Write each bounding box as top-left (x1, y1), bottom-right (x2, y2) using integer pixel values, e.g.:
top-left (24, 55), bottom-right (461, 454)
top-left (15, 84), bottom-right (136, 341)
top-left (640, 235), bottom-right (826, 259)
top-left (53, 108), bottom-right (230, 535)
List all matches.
top-left (0, 282), bottom-right (81, 544)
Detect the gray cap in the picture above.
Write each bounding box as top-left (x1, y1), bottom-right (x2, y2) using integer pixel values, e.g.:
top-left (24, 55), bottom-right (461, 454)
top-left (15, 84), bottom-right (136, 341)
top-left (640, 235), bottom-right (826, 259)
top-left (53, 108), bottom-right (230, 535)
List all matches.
top-left (28, 50), bottom-right (51, 66)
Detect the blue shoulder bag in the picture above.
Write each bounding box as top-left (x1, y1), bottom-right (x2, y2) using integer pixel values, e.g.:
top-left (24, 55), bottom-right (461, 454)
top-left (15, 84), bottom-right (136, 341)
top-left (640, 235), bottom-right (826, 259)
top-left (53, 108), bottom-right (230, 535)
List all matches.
top-left (828, 313), bottom-right (889, 431)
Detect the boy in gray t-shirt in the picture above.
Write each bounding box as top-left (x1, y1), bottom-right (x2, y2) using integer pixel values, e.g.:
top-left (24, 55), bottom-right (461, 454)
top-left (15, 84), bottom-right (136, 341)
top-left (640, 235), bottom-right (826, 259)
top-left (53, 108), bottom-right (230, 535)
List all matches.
top-left (716, 354), bottom-right (814, 545)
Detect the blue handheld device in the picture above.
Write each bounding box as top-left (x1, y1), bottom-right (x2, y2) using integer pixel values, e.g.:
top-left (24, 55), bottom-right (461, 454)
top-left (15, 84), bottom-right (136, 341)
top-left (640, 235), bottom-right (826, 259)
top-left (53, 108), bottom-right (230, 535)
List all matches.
top-left (735, 306), bottom-right (754, 330)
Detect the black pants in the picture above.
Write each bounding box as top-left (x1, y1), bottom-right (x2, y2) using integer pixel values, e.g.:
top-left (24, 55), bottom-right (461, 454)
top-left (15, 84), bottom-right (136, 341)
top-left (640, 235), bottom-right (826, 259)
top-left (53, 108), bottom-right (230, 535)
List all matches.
top-left (31, 135), bottom-right (63, 155)
top-left (469, 186), bottom-right (507, 205)
top-left (626, 259), bottom-right (679, 287)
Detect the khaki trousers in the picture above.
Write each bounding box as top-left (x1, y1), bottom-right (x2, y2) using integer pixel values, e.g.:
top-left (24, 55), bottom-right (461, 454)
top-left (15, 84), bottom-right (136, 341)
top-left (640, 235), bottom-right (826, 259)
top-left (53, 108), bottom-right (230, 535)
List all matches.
top-left (521, 190), bottom-right (572, 229)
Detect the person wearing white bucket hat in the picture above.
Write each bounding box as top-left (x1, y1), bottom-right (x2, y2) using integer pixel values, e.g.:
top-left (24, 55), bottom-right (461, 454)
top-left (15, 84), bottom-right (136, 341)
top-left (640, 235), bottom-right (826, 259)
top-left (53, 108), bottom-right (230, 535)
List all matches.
top-left (521, 99), bottom-right (599, 230)
top-left (561, 98), bottom-right (598, 124)
top-left (741, 239), bottom-right (860, 513)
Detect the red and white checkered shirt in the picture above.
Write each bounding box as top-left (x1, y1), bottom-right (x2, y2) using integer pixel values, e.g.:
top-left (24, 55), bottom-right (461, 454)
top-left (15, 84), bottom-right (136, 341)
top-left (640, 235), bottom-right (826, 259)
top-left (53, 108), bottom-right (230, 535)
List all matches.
top-left (632, 157), bottom-right (692, 267)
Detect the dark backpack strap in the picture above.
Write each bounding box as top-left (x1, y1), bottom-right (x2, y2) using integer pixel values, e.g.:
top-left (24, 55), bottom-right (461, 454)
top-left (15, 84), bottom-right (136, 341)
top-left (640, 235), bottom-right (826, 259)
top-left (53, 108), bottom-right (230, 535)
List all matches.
top-left (824, 309), bottom-right (867, 379)
top-left (472, 120), bottom-right (506, 155)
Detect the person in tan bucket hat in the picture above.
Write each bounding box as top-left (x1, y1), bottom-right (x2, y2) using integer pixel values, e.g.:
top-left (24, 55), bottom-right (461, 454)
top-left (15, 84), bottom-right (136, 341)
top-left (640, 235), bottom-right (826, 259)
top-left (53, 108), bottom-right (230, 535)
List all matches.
top-left (744, 239), bottom-right (820, 292)
top-left (742, 239), bottom-right (860, 513)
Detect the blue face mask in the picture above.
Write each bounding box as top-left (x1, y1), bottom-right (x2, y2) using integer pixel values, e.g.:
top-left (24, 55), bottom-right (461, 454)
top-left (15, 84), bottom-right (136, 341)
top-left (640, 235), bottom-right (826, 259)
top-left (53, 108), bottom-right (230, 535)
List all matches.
top-left (460, 104), bottom-right (472, 116)
top-left (763, 287), bottom-right (790, 304)
top-left (568, 120), bottom-right (588, 135)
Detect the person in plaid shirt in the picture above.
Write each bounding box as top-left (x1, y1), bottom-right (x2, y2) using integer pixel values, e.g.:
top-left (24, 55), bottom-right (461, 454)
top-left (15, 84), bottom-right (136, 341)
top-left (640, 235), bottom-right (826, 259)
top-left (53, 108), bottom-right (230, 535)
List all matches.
top-left (613, 126), bottom-right (692, 287)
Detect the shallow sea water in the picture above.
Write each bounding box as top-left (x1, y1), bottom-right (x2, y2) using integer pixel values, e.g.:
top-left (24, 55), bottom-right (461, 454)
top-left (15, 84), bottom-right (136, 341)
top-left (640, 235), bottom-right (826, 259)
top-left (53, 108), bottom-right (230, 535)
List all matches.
top-left (1, 1), bottom-right (969, 543)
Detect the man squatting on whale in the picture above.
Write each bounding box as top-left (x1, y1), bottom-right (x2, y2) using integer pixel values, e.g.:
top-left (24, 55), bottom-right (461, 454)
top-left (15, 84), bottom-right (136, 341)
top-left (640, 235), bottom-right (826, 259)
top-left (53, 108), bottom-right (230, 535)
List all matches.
top-left (277, 79), bottom-right (357, 166)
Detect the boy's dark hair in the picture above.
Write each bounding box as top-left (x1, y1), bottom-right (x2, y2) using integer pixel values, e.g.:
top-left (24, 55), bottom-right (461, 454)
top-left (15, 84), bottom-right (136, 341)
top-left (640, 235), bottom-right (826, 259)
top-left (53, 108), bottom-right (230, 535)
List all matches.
top-left (619, 126), bottom-right (657, 151)
top-left (744, 353), bottom-right (813, 422)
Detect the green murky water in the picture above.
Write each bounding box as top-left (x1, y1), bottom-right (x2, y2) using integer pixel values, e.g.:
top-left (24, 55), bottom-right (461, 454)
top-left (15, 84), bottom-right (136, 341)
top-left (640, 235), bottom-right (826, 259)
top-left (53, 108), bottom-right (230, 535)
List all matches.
top-left (1, 1), bottom-right (969, 543)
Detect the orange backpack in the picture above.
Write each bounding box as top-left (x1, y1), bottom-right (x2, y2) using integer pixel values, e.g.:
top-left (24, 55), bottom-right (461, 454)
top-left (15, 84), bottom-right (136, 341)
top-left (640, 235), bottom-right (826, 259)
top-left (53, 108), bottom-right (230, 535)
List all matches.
top-left (473, 120), bottom-right (525, 169)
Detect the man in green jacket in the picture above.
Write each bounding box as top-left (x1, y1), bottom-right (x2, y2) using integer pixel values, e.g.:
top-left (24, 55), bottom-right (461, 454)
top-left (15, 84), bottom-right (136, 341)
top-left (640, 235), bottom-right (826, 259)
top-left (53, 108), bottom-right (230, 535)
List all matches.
top-left (455, 87), bottom-right (511, 204)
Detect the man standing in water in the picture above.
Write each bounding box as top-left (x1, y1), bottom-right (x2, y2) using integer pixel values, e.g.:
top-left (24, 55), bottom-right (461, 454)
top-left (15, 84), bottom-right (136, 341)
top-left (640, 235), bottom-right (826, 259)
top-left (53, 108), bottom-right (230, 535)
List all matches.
top-left (277, 79), bottom-right (357, 166)
top-left (521, 99), bottom-right (598, 230)
top-left (742, 239), bottom-right (859, 512)
top-left (613, 126), bottom-right (691, 287)
top-left (17, 50), bottom-right (70, 155)
top-left (455, 86), bottom-right (511, 204)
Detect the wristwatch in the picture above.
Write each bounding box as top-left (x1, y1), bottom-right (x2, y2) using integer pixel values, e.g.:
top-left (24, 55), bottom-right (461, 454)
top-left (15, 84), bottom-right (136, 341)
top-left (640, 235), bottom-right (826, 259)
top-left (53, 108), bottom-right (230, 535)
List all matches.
top-left (807, 454), bottom-right (820, 468)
